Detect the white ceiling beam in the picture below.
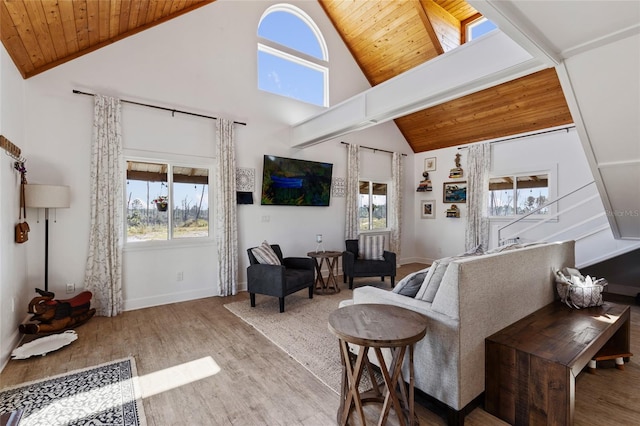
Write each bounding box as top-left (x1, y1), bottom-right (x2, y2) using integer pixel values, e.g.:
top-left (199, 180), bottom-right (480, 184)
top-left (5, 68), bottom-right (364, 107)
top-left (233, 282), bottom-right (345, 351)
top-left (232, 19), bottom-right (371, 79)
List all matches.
top-left (467, 0), bottom-right (562, 66)
top-left (291, 30), bottom-right (545, 148)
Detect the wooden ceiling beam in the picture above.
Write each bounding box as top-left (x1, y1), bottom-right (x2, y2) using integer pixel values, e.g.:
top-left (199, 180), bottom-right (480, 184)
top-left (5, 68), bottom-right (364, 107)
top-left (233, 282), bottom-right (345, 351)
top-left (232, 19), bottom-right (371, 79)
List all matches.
top-left (413, 0), bottom-right (444, 56)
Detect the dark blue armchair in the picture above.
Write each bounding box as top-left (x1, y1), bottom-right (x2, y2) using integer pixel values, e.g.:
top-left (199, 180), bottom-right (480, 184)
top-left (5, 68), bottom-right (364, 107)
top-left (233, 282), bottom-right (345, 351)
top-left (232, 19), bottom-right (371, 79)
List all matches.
top-left (247, 244), bottom-right (314, 313)
top-left (342, 239), bottom-right (396, 289)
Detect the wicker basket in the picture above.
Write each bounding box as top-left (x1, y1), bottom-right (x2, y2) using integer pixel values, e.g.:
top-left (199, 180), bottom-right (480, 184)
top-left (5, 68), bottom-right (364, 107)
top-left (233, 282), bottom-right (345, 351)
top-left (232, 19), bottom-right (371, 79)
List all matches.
top-left (555, 268), bottom-right (607, 309)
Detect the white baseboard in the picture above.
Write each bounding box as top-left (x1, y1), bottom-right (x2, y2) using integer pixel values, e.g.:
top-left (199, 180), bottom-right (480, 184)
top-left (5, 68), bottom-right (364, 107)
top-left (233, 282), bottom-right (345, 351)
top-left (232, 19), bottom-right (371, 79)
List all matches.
top-left (124, 288), bottom-right (218, 311)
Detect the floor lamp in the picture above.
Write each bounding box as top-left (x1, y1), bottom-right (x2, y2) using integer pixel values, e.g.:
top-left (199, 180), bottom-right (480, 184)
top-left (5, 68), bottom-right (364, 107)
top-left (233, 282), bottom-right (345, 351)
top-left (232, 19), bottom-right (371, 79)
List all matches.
top-left (24, 184), bottom-right (71, 292)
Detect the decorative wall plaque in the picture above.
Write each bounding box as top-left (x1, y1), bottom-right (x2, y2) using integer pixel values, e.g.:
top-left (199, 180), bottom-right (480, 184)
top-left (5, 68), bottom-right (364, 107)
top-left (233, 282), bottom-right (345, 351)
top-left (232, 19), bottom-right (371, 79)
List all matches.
top-left (332, 177), bottom-right (345, 197)
top-left (236, 168), bottom-right (255, 192)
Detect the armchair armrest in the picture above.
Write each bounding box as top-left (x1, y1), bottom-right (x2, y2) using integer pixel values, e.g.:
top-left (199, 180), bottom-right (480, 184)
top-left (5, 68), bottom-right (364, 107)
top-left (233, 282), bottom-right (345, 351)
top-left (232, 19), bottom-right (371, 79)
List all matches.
top-left (383, 250), bottom-right (396, 265)
top-left (247, 263), bottom-right (286, 295)
top-left (342, 250), bottom-right (356, 275)
top-left (283, 257), bottom-right (314, 270)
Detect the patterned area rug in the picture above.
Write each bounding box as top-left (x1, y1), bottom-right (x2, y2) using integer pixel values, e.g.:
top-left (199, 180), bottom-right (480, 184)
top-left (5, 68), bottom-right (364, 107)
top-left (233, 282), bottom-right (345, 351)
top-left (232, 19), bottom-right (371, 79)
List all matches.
top-left (0, 357), bottom-right (146, 426)
top-left (224, 280), bottom-right (390, 394)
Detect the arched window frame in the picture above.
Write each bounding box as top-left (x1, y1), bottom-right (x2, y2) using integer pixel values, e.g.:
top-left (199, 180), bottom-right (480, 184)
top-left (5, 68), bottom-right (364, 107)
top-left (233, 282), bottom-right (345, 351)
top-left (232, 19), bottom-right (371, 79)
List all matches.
top-left (257, 4), bottom-right (329, 107)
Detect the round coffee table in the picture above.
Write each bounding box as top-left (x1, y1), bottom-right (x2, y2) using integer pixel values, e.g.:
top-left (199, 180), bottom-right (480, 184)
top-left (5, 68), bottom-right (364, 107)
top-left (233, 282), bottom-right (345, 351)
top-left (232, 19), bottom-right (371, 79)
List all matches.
top-left (328, 303), bottom-right (427, 426)
top-left (307, 251), bottom-right (342, 294)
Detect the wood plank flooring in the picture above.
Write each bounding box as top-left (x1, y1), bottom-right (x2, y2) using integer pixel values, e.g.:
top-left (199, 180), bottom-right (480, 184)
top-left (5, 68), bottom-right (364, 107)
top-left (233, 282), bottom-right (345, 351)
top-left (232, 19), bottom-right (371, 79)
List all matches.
top-left (1, 263), bottom-right (638, 425)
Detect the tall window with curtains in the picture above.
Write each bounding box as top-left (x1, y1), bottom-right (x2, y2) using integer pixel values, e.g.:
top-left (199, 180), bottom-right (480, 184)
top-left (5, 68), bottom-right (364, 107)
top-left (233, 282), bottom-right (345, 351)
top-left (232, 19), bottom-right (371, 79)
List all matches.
top-left (359, 180), bottom-right (388, 231)
top-left (125, 160), bottom-right (211, 242)
top-left (257, 4), bottom-right (328, 106)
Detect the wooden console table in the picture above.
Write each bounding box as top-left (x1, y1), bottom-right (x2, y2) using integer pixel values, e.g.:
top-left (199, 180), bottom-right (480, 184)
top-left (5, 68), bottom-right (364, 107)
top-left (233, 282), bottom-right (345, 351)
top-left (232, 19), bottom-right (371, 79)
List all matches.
top-left (485, 301), bottom-right (631, 425)
top-left (329, 304), bottom-right (427, 426)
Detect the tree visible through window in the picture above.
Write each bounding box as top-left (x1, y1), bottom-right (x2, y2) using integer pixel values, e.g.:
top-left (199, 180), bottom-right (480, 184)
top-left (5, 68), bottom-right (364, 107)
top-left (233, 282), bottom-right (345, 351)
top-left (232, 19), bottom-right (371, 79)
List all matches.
top-left (126, 160), bottom-right (210, 242)
top-left (359, 181), bottom-right (387, 231)
top-left (488, 173), bottom-right (549, 217)
top-left (257, 4), bottom-right (328, 106)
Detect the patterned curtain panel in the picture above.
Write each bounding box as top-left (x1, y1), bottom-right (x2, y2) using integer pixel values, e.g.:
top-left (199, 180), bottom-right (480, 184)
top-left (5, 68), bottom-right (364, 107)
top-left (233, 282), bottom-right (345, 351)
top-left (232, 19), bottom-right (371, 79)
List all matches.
top-left (215, 118), bottom-right (238, 296)
top-left (83, 94), bottom-right (123, 317)
top-left (389, 152), bottom-right (403, 262)
top-left (345, 144), bottom-right (360, 240)
top-left (465, 142), bottom-right (491, 251)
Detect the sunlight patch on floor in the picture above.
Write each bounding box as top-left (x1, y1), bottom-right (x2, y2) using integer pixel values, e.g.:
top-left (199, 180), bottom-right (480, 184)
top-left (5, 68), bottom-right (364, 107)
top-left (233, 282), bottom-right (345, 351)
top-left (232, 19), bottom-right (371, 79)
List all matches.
top-left (138, 356), bottom-right (221, 398)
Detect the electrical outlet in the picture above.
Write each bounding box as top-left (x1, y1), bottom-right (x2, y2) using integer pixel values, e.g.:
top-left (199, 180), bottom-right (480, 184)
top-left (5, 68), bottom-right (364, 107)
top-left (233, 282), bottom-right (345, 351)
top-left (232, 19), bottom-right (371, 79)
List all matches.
top-left (66, 282), bottom-right (75, 293)
top-left (177, 272), bottom-right (184, 282)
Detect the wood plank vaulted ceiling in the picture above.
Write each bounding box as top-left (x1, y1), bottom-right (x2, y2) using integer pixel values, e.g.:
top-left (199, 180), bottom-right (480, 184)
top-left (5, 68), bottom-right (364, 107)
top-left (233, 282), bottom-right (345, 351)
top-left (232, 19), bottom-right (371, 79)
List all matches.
top-left (1, 0), bottom-right (572, 153)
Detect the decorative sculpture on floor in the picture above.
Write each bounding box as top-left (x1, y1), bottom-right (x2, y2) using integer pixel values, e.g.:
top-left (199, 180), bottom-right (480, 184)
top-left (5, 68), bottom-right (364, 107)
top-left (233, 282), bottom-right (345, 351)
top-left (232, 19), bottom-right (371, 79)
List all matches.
top-left (19, 288), bottom-right (96, 334)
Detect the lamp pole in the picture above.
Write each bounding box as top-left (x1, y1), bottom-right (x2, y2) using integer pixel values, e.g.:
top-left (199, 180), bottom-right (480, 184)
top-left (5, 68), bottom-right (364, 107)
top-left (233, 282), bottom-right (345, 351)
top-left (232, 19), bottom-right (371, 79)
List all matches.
top-left (24, 184), bottom-right (71, 293)
top-left (44, 207), bottom-right (50, 291)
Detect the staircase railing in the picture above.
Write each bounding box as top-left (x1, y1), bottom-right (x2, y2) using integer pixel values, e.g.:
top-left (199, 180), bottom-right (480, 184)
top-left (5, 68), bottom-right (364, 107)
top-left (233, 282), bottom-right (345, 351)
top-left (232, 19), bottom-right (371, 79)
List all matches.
top-left (497, 181), bottom-right (607, 245)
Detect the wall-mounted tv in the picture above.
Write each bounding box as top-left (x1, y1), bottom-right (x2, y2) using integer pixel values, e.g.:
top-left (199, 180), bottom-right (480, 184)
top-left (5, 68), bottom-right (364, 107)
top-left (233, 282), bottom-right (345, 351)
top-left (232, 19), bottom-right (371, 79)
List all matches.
top-left (260, 155), bottom-right (333, 206)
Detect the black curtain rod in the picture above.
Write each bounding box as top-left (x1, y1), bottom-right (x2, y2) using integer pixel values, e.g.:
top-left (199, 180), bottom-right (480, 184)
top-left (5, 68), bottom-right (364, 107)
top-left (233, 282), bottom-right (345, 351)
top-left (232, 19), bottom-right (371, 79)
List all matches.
top-left (72, 90), bottom-right (247, 126)
top-left (341, 141), bottom-right (407, 156)
top-left (457, 125), bottom-right (575, 149)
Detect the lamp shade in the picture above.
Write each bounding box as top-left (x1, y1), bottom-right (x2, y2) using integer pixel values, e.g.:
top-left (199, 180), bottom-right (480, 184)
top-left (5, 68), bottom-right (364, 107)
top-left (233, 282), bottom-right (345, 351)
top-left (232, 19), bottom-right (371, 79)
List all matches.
top-left (24, 184), bottom-right (71, 209)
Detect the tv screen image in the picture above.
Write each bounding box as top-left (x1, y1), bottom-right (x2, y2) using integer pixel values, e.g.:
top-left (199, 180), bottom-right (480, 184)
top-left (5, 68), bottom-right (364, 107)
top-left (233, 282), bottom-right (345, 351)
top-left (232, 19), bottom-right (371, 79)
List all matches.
top-left (260, 155), bottom-right (333, 206)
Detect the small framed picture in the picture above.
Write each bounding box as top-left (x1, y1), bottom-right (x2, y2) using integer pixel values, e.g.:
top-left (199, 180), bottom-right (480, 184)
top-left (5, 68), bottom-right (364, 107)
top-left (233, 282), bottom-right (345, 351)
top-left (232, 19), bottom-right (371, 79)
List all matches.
top-left (443, 181), bottom-right (467, 203)
top-left (424, 157), bottom-right (437, 172)
top-left (420, 200), bottom-right (436, 219)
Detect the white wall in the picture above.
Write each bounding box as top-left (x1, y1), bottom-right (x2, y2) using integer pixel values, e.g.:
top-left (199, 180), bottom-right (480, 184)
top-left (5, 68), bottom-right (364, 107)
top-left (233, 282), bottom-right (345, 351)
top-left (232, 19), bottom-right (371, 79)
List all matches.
top-left (0, 47), bottom-right (30, 368)
top-left (412, 127), bottom-right (640, 264)
top-left (16, 0), bottom-right (415, 313)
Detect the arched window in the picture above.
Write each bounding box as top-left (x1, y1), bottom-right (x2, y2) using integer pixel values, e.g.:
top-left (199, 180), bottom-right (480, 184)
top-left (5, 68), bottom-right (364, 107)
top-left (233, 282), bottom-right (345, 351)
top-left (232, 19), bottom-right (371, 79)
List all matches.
top-left (257, 4), bottom-right (328, 107)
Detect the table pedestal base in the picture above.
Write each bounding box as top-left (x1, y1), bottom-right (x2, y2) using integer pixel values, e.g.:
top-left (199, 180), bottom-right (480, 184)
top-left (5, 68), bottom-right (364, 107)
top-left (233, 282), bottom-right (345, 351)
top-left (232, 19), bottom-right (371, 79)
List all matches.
top-left (337, 341), bottom-right (417, 426)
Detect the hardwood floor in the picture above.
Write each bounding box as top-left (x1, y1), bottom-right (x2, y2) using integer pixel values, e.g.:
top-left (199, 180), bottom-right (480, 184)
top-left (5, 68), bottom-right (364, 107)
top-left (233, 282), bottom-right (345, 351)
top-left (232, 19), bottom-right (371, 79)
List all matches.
top-left (1, 263), bottom-right (638, 425)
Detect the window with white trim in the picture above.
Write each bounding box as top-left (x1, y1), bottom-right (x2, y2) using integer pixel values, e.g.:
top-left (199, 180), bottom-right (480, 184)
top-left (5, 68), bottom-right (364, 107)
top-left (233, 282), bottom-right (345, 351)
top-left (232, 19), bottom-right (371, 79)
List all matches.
top-left (257, 4), bottom-right (328, 106)
top-left (488, 173), bottom-right (549, 217)
top-left (465, 16), bottom-right (497, 42)
top-left (359, 181), bottom-right (387, 231)
top-left (126, 160), bottom-right (210, 242)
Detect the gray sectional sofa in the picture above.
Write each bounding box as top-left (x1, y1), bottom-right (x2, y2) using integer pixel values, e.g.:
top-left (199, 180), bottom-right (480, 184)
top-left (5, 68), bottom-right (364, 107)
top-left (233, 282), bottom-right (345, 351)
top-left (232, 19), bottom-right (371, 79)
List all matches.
top-left (345, 240), bottom-right (575, 424)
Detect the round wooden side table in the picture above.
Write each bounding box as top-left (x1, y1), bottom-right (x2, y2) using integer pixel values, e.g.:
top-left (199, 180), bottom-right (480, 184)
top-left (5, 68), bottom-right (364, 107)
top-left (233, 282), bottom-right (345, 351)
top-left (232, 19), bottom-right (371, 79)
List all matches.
top-left (328, 303), bottom-right (428, 426)
top-left (307, 250), bottom-right (342, 294)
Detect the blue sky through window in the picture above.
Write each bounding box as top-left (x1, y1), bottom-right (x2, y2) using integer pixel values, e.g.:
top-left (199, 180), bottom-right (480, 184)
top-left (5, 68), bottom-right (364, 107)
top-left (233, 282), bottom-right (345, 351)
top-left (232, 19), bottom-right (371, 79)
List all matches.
top-left (258, 11), bottom-right (323, 60)
top-left (469, 18), bottom-right (498, 40)
top-left (126, 180), bottom-right (208, 210)
top-left (257, 5), bottom-right (327, 107)
top-left (258, 51), bottom-right (324, 106)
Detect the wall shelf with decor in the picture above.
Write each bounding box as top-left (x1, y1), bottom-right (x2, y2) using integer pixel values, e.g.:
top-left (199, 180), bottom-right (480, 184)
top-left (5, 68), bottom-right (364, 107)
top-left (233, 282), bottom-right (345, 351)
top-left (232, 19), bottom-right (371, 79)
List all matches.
top-left (446, 205), bottom-right (460, 218)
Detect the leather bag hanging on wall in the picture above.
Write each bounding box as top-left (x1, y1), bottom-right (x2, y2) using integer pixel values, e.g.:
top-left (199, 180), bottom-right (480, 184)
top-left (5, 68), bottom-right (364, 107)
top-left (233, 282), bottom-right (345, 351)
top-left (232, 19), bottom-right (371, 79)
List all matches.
top-left (15, 171), bottom-right (29, 244)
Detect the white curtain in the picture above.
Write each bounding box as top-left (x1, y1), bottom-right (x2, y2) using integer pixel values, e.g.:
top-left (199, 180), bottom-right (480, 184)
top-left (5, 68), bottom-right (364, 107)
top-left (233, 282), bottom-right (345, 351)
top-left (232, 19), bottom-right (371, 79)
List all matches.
top-left (389, 152), bottom-right (403, 260)
top-left (215, 118), bottom-right (238, 296)
top-left (465, 142), bottom-right (491, 251)
top-left (345, 143), bottom-right (360, 240)
top-left (84, 94), bottom-right (123, 317)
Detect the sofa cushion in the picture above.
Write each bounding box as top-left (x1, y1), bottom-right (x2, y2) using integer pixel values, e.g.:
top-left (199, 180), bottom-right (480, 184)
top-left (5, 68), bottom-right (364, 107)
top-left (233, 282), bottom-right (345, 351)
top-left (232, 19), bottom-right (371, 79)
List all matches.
top-left (358, 234), bottom-right (385, 260)
top-left (415, 246), bottom-right (488, 303)
top-left (415, 258), bottom-right (455, 302)
top-left (393, 268), bottom-right (429, 297)
top-left (251, 241), bottom-right (281, 265)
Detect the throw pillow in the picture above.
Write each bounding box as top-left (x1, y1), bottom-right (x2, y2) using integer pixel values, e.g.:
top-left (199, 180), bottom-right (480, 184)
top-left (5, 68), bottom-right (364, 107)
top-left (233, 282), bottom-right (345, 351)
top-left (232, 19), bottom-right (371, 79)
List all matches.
top-left (415, 256), bottom-right (458, 303)
top-left (460, 244), bottom-right (485, 257)
top-left (251, 241), bottom-right (281, 265)
top-left (485, 243), bottom-right (521, 254)
top-left (393, 268), bottom-right (429, 298)
top-left (358, 234), bottom-right (385, 260)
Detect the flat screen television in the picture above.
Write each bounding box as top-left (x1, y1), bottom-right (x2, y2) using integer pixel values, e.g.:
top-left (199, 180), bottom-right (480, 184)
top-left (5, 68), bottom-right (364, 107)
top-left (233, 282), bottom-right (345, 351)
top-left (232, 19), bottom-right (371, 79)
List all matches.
top-left (260, 155), bottom-right (333, 206)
